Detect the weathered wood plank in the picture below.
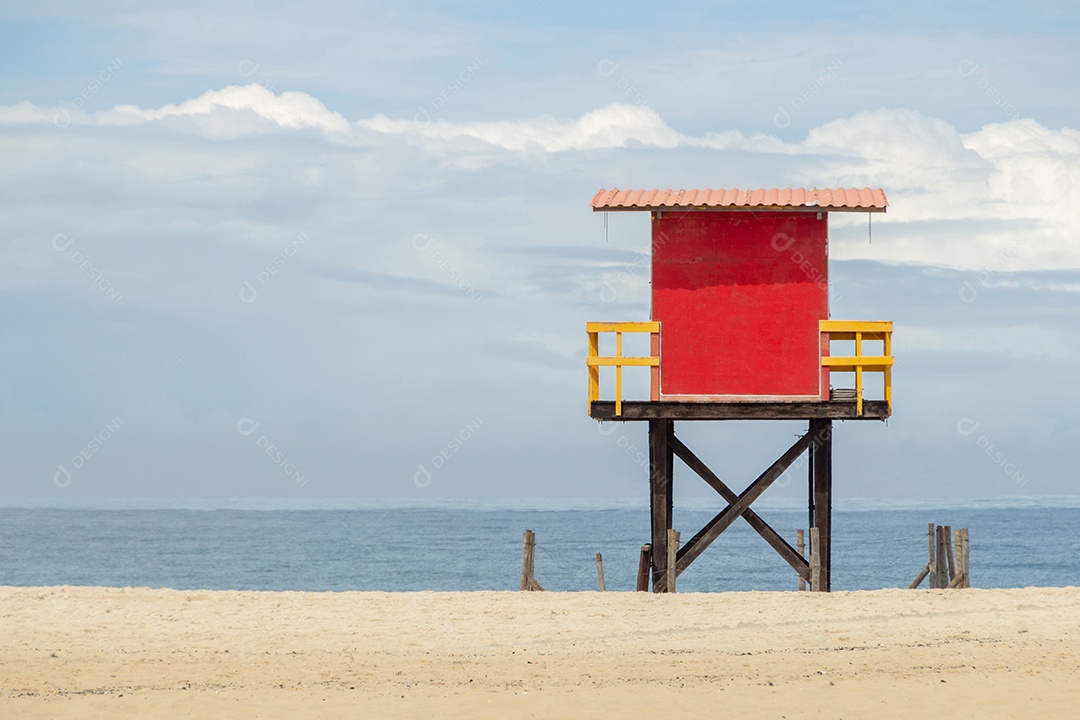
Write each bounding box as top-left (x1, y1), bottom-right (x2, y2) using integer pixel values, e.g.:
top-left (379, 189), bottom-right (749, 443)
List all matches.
top-left (669, 432), bottom-right (809, 581)
top-left (595, 552), bottom-right (605, 592)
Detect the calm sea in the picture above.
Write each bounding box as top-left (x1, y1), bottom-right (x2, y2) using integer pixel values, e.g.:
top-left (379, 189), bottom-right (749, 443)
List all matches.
top-left (1, 500), bottom-right (1077, 592)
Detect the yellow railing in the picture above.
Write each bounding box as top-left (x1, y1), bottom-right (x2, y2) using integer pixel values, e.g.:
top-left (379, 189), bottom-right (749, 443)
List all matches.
top-left (820, 320), bottom-right (893, 416)
top-left (586, 322), bottom-right (660, 416)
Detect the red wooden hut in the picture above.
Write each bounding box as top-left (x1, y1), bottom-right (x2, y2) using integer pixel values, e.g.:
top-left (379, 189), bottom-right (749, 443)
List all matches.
top-left (586, 187), bottom-right (892, 592)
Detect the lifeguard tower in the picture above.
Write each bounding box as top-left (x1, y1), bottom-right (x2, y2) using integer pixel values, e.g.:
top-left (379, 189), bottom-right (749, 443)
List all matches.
top-left (586, 187), bottom-right (892, 592)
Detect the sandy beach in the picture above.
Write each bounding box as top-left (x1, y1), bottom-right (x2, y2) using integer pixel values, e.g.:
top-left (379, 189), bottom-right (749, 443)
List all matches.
top-left (2, 585), bottom-right (1078, 718)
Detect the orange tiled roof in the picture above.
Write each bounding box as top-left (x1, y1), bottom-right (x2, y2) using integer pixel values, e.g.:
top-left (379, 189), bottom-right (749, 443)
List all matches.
top-left (591, 187), bottom-right (888, 212)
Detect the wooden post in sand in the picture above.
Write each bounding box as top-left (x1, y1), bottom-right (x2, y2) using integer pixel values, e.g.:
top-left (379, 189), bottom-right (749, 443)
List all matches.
top-left (963, 528), bottom-right (971, 588)
top-left (666, 529), bottom-right (680, 593)
top-left (908, 563), bottom-right (930, 590)
top-left (809, 528), bottom-right (823, 592)
top-left (636, 544), bottom-right (651, 592)
top-left (931, 525), bottom-right (939, 587)
top-left (944, 525), bottom-right (956, 582)
top-left (936, 525), bottom-right (950, 588)
top-left (797, 529), bottom-right (806, 591)
top-left (911, 525), bottom-right (970, 590)
top-left (959, 528), bottom-right (971, 588)
top-left (596, 552), bottom-right (606, 592)
top-left (949, 528), bottom-right (970, 589)
top-left (926, 523), bottom-right (937, 588)
top-left (908, 525), bottom-right (932, 589)
top-left (519, 530), bottom-right (544, 591)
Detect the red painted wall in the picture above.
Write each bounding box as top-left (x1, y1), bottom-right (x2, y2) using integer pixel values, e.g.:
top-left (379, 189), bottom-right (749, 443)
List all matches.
top-left (651, 211), bottom-right (829, 399)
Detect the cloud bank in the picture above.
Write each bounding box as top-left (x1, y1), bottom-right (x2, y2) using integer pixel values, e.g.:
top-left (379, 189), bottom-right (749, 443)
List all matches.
top-left (4, 84), bottom-right (1076, 274)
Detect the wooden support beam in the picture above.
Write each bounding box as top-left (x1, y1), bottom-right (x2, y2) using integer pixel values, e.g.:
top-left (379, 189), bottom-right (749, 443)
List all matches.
top-left (810, 419), bottom-right (833, 591)
top-left (649, 419), bottom-right (674, 592)
top-left (669, 432), bottom-right (809, 582)
top-left (595, 552), bottom-right (605, 592)
top-left (807, 435), bottom-right (815, 565)
top-left (675, 428), bottom-right (816, 575)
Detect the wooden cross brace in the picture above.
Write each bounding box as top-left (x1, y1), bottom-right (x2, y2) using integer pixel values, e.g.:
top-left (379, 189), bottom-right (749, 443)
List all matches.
top-left (659, 421), bottom-right (833, 587)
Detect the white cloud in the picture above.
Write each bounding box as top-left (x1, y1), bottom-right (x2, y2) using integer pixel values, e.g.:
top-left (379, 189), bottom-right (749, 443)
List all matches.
top-left (362, 103), bottom-right (680, 151)
top-left (108, 84), bottom-right (351, 133)
top-left (2, 87), bottom-right (1079, 277)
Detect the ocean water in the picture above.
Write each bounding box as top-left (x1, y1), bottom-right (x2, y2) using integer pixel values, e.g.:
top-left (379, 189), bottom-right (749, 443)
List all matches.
top-left (0, 501), bottom-right (1077, 592)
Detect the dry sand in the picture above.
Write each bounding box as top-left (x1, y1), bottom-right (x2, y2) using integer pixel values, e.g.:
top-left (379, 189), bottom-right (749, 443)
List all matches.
top-left (1, 585), bottom-right (1078, 719)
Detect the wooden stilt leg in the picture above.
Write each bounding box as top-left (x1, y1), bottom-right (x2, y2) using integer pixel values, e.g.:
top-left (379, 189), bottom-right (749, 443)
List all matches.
top-left (808, 432), bottom-right (816, 549)
top-left (810, 419), bottom-right (833, 591)
top-left (649, 419), bottom-right (674, 592)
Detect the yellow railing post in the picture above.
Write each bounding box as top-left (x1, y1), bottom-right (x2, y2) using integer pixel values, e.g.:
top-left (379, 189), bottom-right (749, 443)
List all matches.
top-left (650, 331), bottom-right (660, 401)
top-left (588, 329), bottom-right (600, 411)
top-left (884, 330), bottom-right (892, 414)
top-left (855, 329), bottom-right (863, 416)
top-left (615, 331), bottom-right (624, 416)
top-left (820, 320), bottom-right (893, 416)
top-left (585, 322), bottom-right (661, 416)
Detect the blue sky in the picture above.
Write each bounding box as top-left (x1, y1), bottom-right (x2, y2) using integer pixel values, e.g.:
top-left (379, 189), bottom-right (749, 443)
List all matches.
top-left (1, 1), bottom-right (1078, 505)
